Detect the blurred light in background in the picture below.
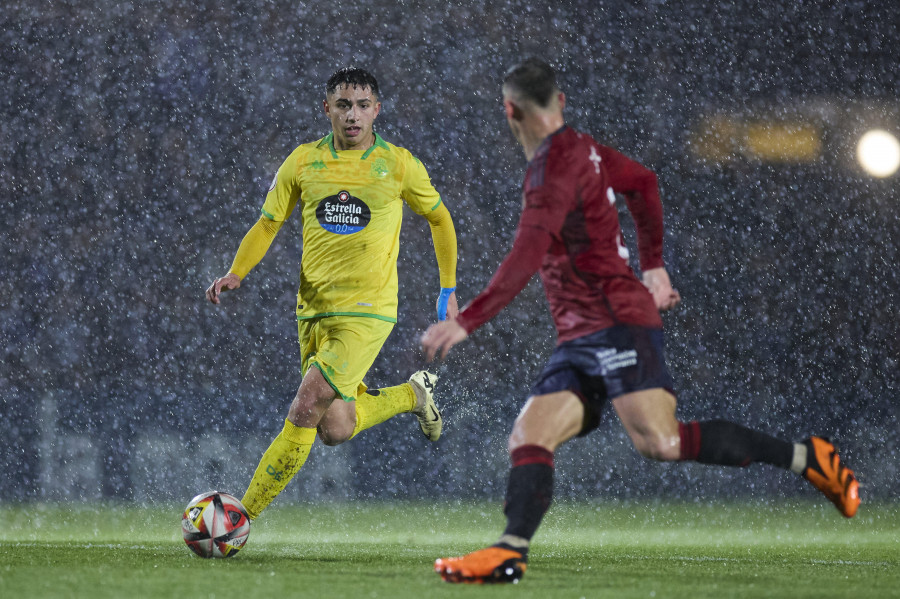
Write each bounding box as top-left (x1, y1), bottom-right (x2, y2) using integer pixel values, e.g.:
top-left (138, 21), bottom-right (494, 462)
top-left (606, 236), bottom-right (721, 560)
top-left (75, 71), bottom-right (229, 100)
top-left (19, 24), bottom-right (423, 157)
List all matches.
top-left (690, 101), bottom-right (900, 178)
top-left (856, 129), bottom-right (900, 178)
top-left (690, 115), bottom-right (823, 164)
top-left (744, 121), bottom-right (822, 163)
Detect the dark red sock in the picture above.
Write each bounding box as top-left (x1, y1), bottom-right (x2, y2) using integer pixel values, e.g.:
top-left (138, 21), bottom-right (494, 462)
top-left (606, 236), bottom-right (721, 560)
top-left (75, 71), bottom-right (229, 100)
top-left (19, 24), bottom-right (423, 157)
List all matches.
top-left (501, 445), bottom-right (554, 549)
top-left (679, 420), bottom-right (702, 460)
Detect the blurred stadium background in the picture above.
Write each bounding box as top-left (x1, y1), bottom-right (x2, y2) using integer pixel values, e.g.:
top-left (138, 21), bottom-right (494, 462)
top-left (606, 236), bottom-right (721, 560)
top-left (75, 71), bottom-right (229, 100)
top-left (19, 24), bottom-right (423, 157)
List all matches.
top-left (2, 0), bottom-right (897, 505)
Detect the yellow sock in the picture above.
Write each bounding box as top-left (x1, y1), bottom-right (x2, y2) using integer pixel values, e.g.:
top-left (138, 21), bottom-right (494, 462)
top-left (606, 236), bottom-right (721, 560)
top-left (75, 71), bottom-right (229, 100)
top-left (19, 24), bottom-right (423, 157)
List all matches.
top-left (349, 382), bottom-right (417, 439)
top-left (241, 419), bottom-right (317, 519)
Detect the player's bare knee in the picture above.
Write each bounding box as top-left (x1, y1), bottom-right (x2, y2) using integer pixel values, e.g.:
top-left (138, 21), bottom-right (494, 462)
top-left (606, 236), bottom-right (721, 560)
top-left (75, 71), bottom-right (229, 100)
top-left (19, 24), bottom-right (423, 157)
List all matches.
top-left (507, 421), bottom-right (542, 454)
top-left (317, 426), bottom-right (352, 446)
top-left (318, 433), bottom-right (344, 447)
top-left (508, 430), bottom-right (557, 455)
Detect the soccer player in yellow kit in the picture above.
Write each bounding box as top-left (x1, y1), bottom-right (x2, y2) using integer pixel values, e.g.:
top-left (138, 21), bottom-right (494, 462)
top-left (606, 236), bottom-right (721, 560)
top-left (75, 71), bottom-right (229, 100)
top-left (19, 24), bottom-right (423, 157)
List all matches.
top-left (206, 67), bottom-right (458, 520)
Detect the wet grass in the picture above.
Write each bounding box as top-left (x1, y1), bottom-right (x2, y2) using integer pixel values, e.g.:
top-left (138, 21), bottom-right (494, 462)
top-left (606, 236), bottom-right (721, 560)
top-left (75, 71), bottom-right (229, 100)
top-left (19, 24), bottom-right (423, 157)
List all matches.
top-left (1, 499), bottom-right (897, 598)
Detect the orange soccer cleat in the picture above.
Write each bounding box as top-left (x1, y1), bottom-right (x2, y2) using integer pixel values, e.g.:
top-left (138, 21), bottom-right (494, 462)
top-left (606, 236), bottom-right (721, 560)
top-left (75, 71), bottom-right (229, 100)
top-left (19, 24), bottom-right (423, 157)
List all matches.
top-left (434, 546), bottom-right (527, 584)
top-left (803, 436), bottom-right (860, 518)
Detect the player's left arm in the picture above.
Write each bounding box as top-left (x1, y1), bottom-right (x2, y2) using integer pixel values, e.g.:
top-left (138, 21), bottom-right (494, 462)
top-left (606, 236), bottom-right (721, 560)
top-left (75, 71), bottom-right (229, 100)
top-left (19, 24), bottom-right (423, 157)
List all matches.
top-left (402, 153), bottom-right (458, 321)
top-left (600, 145), bottom-right (680, 311)
top-left (422, 202), bottom-right (458, 320)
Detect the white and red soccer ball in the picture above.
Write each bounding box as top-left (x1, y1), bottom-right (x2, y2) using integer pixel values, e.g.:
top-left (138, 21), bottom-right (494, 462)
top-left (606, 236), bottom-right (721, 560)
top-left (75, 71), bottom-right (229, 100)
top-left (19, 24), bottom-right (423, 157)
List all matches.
top-left (181, 491), bottom-right (250, 558)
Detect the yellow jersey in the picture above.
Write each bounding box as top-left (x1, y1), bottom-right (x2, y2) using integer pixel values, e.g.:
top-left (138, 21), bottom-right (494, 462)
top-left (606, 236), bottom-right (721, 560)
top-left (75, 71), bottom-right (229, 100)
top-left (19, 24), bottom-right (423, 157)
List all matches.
top-left (261, 132), bottom-right (442, 322)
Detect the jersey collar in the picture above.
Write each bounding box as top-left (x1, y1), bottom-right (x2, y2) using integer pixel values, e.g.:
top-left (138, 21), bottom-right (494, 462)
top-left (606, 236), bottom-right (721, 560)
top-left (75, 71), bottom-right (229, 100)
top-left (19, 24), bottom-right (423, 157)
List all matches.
top-left (531, 125), bottom-right (568, 164)
top-left (319, 132), bottom-right (389, 160)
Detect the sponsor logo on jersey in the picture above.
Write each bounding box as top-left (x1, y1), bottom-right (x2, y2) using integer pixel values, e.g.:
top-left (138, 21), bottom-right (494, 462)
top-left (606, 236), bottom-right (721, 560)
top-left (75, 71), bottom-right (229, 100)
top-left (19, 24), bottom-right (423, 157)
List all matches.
top-left (268, 173), bottom-right (278, 192)
top-left (315, 190), bottom-right (371, 234)
top-left (310, 159), bottom-right (327, 171)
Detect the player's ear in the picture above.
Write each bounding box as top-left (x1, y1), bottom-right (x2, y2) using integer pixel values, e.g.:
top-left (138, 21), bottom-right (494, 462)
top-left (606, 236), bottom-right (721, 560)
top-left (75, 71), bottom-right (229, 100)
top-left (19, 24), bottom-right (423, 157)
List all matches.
top-left (557, 92), bottom-right (566, 111)
top-left (504, 99), bottom-right (523, 121)
top-left (323, 98), bottom-right (330, 116)
top-left (373, 101), bottom-right (381, 119)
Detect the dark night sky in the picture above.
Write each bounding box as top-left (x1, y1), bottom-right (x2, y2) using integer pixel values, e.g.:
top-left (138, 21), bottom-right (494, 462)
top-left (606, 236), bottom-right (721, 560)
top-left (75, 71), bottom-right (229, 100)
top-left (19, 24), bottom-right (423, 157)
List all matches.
top-left (2, 0), bottom-right (897, 501)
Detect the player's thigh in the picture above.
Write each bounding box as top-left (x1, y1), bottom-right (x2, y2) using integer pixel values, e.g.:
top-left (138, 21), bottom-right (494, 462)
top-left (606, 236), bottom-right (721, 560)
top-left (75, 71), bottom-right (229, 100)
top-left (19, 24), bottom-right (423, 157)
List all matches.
top-left (298, 316), bottom-right (394, 402)
top-left (509, 391), bottom-right (585, 453)
top-left (611, 388), bottom-right (679, 456)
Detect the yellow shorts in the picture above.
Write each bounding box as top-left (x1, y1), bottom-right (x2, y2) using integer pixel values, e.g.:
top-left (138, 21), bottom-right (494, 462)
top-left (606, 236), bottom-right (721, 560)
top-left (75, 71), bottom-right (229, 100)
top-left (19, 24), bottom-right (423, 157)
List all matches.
top-left (298, 316), bottom-right (394, 402)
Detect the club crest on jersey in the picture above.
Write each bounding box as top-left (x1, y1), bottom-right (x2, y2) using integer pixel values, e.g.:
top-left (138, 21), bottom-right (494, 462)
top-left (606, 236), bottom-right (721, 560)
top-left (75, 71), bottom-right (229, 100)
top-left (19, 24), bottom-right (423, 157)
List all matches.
top-left (316, 190), bottom-right (371, 235)
top-left (370, 158), bottom-right (389, 178)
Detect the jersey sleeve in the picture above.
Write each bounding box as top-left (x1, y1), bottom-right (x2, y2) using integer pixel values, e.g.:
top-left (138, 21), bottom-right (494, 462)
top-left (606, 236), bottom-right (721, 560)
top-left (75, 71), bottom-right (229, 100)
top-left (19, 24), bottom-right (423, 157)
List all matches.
top-left (517, 179), bottom-right (572, 236)
top-left (598, 145), bottom-right (665, 271)
top-left (400, 152), bottom-right (443, 215)
top-left (228, 216), bottom-right (282, 279)
top-left (260, 149), bottom-right (302, 223)
top-left (423, 202), bottom-right (458, 289)
top-left (455, 180), bottom-right (568, 334)
top-left (455, 218), bottom-right (552, 334)
top-left (455, 153), bottom-right (576, 333)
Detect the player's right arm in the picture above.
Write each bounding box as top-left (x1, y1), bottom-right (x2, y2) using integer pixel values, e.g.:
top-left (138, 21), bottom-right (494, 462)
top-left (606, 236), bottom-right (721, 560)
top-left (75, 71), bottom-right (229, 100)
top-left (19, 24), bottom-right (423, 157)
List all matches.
top-left (206, 216), bottom-right (283, 304)
top-left (207, 151), bottom-right (302, 305)
top-left (422, 182), bottom-right (567, 360)
top-left (421, 222), bottom-right (552, 361)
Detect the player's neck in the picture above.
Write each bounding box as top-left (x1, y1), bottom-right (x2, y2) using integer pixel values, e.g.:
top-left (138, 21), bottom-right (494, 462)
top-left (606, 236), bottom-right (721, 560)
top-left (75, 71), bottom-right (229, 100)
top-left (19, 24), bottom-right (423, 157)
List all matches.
top-left (333, 132), bottom-right (376, 152)
top-left (519, 114), bottom-right (565, 161)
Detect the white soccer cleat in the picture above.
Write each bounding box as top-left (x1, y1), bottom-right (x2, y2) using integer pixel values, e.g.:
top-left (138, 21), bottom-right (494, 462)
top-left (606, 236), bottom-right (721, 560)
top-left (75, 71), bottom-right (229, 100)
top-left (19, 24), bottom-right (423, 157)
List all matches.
top-left (409, 370), bottom-right (442, 442)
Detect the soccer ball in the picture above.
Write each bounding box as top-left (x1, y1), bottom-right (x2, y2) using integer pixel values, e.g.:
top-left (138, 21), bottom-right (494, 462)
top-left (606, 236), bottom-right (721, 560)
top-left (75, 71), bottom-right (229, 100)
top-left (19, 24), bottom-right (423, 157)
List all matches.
top-left (181, 491), bottom-right (251, 558)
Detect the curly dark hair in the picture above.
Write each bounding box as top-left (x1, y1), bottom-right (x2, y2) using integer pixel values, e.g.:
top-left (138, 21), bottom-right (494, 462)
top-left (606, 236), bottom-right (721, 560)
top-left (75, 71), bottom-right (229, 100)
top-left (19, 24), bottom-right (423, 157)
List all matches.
top-left (326, 67), bottom-right (380, 98)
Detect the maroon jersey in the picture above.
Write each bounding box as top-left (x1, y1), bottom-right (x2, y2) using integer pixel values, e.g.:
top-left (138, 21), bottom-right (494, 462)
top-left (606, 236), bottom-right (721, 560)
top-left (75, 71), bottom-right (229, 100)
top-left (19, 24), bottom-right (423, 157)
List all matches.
top-left (456, 126), bottom-right (665, 344)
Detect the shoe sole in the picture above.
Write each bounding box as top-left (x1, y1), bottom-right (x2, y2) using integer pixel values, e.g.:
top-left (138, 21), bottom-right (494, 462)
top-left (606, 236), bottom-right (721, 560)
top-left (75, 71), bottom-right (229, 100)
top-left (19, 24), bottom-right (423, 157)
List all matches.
top-left (437, 558), bottom-right (526, 584)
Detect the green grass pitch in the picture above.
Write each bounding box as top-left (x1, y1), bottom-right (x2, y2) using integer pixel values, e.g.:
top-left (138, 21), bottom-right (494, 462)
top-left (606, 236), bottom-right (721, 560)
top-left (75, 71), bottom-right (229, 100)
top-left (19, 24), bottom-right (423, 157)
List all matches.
top-left (1, 500), bottom-right (897, 598)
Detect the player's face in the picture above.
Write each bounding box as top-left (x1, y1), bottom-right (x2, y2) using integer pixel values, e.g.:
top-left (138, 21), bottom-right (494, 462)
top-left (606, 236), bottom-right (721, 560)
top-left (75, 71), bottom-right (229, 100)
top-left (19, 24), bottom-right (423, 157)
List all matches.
top-left (324, 84), bottom-right (381, 151)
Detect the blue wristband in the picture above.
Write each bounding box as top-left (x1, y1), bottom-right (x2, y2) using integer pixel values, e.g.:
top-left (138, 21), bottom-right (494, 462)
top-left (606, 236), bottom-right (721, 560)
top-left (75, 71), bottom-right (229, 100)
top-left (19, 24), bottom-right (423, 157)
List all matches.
top-left (437, 287), bottom-right (456, 321)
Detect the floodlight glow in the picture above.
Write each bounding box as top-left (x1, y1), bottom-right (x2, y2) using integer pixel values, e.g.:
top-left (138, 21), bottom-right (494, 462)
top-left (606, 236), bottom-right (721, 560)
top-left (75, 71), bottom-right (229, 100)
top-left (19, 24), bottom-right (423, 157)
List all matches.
top-left (856, 129), bottom-right (900, 178)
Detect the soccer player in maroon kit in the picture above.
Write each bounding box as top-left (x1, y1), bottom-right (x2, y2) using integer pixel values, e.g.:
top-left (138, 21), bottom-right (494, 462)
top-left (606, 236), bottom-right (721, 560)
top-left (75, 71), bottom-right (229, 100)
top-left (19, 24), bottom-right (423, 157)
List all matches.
top-left (421, 58), bottom-right (860, 584)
